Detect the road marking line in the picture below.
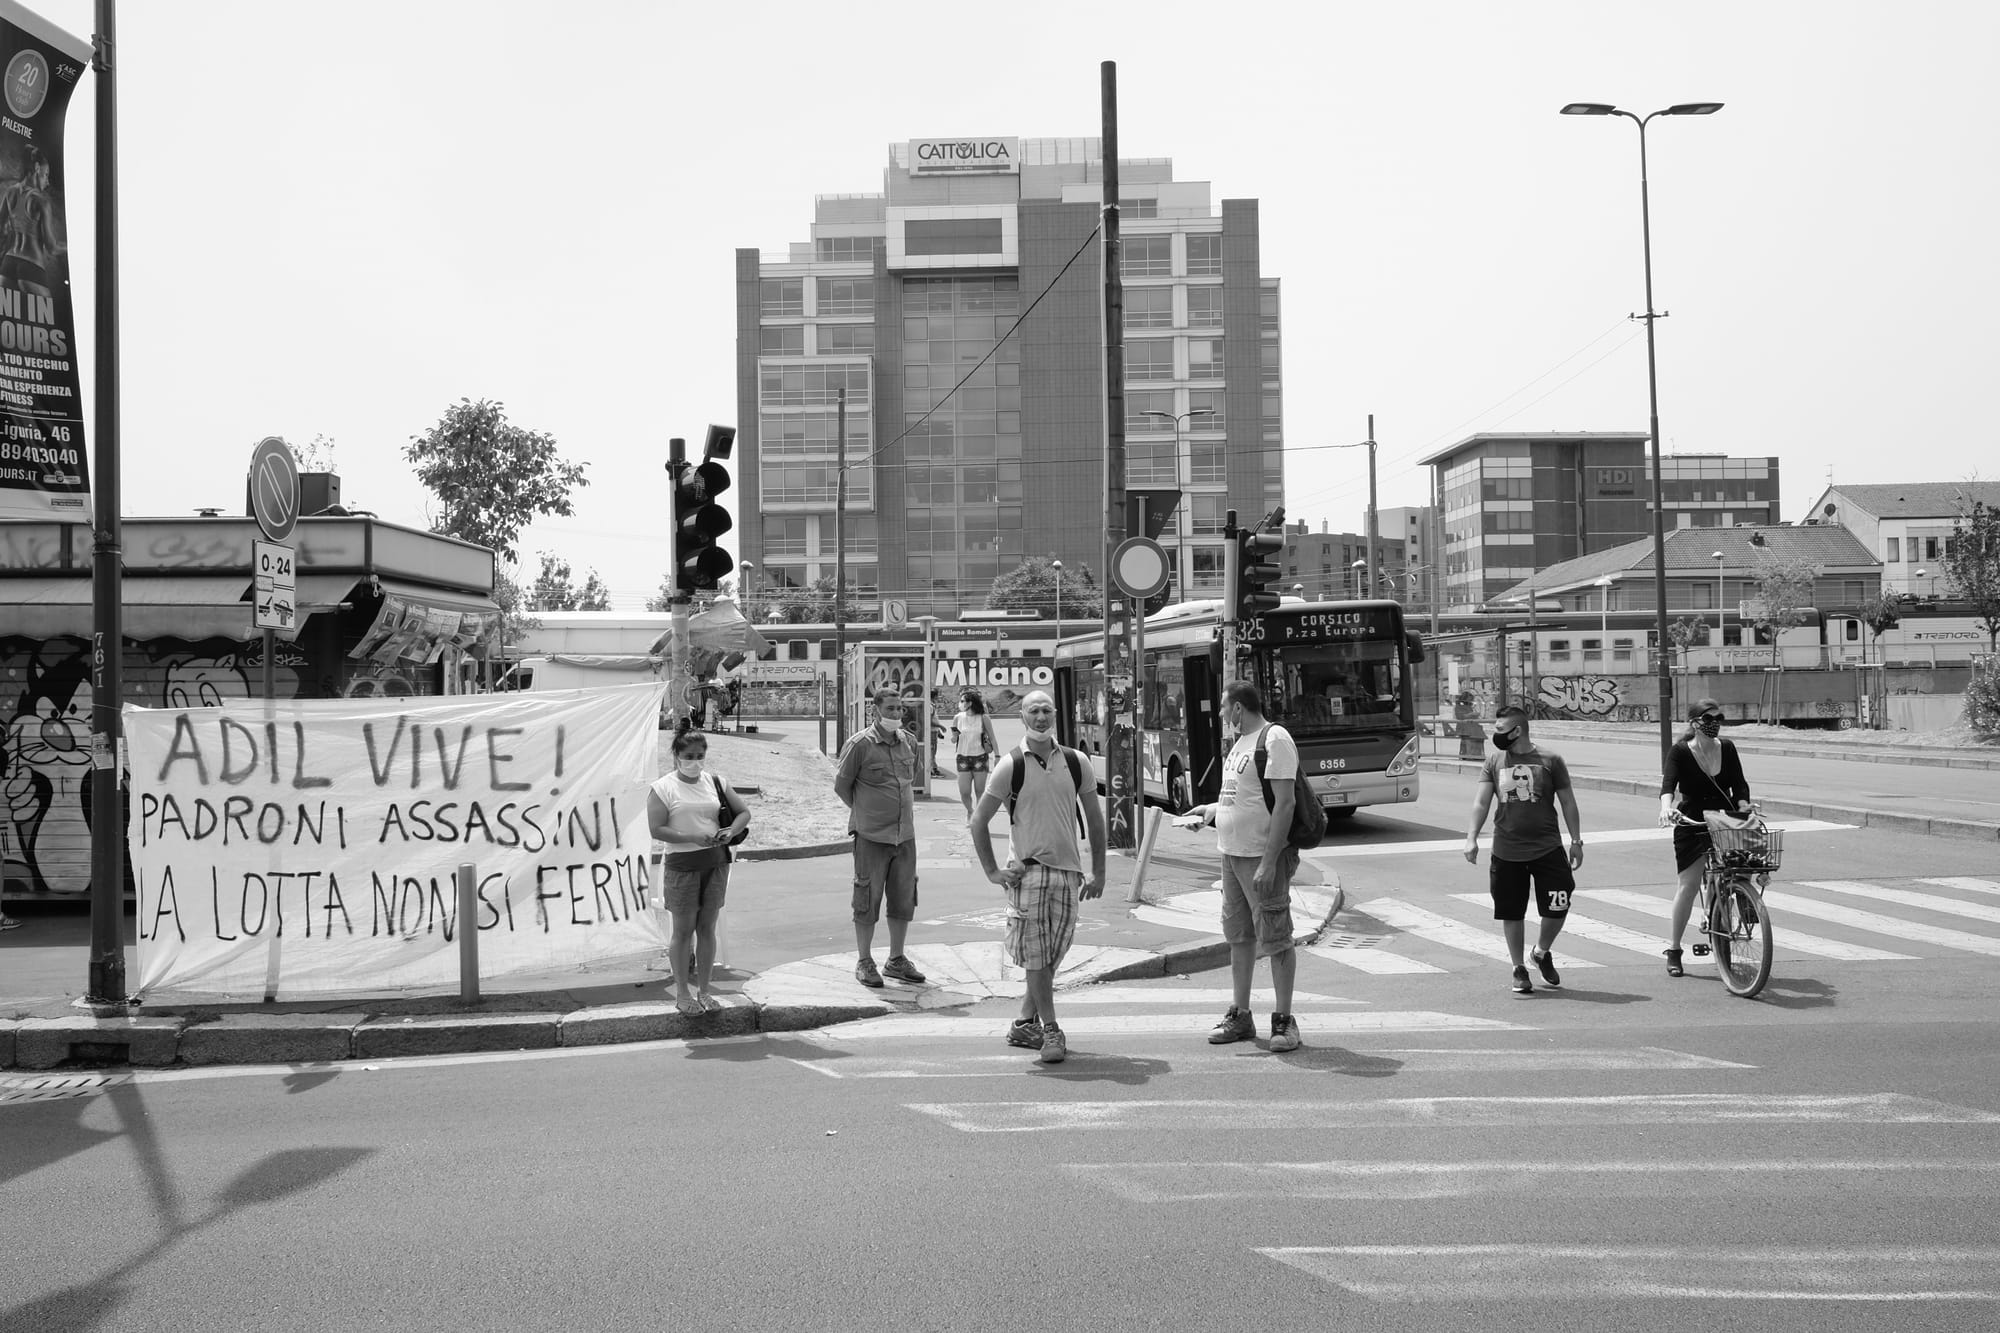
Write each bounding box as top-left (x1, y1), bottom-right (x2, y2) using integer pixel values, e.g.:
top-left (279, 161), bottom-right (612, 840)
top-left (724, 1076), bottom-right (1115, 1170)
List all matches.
top-left (1447, 894), bottom-right (1670, 958)
top-left (818, 1010), bottom-right (1524, 1042)
top-left (904, 1092), bottom-right (2000, 1133)
top-left (1919, 877), bottom-right (2000, 897)
top-left (1303, 943), bottom-right (1446, 974)
top-left (785, 1044), bottom-right (1739, 1082)
top-left (1256, 1245), bottom-right (2000, 1302)
top-left (1303, 819), bottom-right (1854, 859)
top-left (1762, 890), bottom-right (2000, 957)
top-left (1801, 880), bottom-right (2000, 926)
top-left (1057, 988), bottom-right (1362, 1006)
top-left (1071, 1158), bottom-right (1998, 1204)
top-left (1357, 899), bottom-right (1603, 967)
top-left (1591, 889), bottom-right (1914, 961)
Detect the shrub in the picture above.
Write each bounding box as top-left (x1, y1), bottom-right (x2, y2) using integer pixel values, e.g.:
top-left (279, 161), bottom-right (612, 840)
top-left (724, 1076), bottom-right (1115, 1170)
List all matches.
top-left (1966, 655), bottom-right (2000, 735)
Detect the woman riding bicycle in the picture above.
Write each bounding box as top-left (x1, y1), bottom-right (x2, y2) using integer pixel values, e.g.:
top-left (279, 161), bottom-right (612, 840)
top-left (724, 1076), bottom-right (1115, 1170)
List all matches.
top-left (1658, 697), bottom-right (1753, 977)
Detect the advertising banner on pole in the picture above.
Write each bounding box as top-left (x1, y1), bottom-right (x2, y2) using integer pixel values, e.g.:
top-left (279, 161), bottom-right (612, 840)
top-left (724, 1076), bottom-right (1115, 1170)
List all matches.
top-left (124, 683), bottom-right (671, 997)
top-left (0, 1), bottom-right (90, 521)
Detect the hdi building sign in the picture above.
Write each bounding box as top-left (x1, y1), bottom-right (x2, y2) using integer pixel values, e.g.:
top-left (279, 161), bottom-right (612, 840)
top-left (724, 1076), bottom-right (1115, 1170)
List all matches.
top-left (0, 0), bottom-right (90, 521)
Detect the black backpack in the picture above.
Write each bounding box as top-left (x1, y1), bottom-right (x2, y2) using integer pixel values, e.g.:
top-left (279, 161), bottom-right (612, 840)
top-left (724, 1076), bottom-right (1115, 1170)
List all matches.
top-left (1006, 744), bottom-right (1088, 833)
top-left (1254, 724), bottom-right (1328, 850)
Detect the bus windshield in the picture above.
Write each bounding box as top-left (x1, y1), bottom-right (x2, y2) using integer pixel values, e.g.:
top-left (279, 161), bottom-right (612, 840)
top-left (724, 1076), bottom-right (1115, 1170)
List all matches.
top-left (1258, 639), bottom-right (1406, 736)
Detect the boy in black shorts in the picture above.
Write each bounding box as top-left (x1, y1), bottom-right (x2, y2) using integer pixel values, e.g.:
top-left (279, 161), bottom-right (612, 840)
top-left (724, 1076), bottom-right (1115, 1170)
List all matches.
top-left (1462, 704), bottom-right (1585, 995)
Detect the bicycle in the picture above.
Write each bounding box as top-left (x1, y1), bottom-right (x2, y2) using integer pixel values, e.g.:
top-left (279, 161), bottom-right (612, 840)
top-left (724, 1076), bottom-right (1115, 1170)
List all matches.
top-left (1668, 809), bottom-right (1779, 999)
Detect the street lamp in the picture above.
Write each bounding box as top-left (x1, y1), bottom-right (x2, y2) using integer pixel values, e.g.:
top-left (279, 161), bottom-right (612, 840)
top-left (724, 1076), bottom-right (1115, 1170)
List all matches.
top-left (1712, 550), bottom-right (1725, 641)
top-left (1595, 575), bottom-right (1614, 639)
top-left (1561, 98), bottom-right (1723, 767)
top-left (1328, 427), bottom-right (1381, 594)
top-left (1142, 407), bottom-right (1214, 592)
top-left (1350, 558), bottom-right (1368, 600)
top-left (739, 560), bottom-right (755, 623)
top-left (1052, 558), bottom-right (1064, 643)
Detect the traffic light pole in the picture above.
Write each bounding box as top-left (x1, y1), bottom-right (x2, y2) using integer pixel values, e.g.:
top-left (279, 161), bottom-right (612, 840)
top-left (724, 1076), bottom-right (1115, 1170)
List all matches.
top-left (666, 437), bottom-right (690, 731)
top-left (1100, 60), bottom-right (1135, 852)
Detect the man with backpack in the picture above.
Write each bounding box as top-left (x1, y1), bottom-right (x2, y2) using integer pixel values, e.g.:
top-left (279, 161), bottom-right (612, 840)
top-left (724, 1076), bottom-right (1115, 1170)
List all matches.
top-left (1176, 680), bottom-right (1322, 1053)
top-left (968, 690), bottom-right (1106, 1064)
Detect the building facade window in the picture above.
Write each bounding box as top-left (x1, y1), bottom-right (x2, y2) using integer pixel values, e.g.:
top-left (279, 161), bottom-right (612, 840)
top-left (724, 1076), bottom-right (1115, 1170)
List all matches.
top-left (1185, 285), bottom-right (1224, 328)
top-left (1187, 338), bottom-right (1223, 379)
top-left (817, 324), bottom-right (875, 354)
top-left (1128, 441), bottom-right (1177, 486)
top-left (1126, 389), bottom-right (1174, 435)
top-left (1191, 545), bottom-right (1226, 590)
top-left (761, 279), bottom-right (803, 317)
top-left (905, 218), bottom-right (1003, 256)
top-left (1119, 198), bottom-right (1158, 218)
top-left (1186, 233), bottom-right (1223, 276)
top-left (1127, 339), bottom-right (1175, 381)
top-left (1124, 287), bottom-right (1173, 328)
top-left (759, 326), bottom-right (804, 355)
top-left (1886, 536), bottom-right (1900, 562)
top-left (815, 236), bottom-right (883, 262)
top-left (1123, 235), bottom-right (1173, 278)
top-left (1191, 494), bottom-right (1227, 535)
top-left (1187, 389), bottom-right (1226, 431)
top-left (1190, 442), bottom-right (1225, 485)
top-left (816, 277), bottom-right (875, 316)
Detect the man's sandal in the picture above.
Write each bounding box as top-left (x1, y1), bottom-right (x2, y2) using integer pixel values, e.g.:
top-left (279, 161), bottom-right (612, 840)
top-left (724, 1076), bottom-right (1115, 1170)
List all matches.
top-left (1664, 949), bottom-right (1685, 978)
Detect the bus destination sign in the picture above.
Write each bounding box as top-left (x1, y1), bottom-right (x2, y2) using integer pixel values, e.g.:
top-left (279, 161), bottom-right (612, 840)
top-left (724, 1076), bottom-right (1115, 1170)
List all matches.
top-left (1252, 608), bottom-right (1399, 643)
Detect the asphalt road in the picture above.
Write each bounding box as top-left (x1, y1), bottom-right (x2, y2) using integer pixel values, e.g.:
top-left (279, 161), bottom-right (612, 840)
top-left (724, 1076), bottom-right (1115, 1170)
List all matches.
top-left (6, 772), bottom-right (2000, 1331)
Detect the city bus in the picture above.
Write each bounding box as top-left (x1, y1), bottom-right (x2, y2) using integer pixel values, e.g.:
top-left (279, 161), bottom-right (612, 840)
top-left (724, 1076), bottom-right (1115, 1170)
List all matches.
top-left (1053, 598), bottom-right (1426, 818)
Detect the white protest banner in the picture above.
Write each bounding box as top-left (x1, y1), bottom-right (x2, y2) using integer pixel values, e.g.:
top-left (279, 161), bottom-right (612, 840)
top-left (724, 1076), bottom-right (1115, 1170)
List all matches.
top-left (125, 683), bottom-right (670, 997)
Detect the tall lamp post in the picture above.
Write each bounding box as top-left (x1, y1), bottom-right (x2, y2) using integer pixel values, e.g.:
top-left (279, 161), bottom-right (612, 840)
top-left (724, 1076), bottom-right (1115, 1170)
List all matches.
top-left (1052, 558), bottom-right (1064, 643)
top-left (1561, 98), bottom-right (1724, 766)
top-left (1595, 574), bottom-right (1614, 640)
top-left (739, 560), bottom-right (755, 623)
top-left (1350, 559), bottom-right (1368, 600)
top-left (1712, 550), bottom-right (1726, 642)
top-left (1143, 407), bottom-right (1214, 593)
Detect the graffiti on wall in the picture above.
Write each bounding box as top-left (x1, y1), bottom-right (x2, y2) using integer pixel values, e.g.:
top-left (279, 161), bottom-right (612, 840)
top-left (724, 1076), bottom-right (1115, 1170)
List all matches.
top-left (2, 636), bottom-right (310, 895)
top-left (1536, 675), bottom-right (1625, 719)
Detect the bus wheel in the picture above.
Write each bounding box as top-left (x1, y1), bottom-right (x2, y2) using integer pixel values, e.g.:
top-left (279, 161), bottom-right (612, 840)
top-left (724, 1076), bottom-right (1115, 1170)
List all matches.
top-left (1168, 764), bottom-right (1193, 815)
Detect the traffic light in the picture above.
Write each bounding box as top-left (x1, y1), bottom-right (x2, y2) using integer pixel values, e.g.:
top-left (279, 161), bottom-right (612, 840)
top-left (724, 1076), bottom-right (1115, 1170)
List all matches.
top-left (668, 426), bottom-right (738, 594)
top-left (1234, 522), bottom-right (1284, 621)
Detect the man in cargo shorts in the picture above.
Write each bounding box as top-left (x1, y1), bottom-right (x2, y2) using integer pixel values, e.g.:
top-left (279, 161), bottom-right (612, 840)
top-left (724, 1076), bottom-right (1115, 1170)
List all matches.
top-left (969, 690), bottom-right (1106, 1064)
top-left (834, 689), bottom-right (928, 989)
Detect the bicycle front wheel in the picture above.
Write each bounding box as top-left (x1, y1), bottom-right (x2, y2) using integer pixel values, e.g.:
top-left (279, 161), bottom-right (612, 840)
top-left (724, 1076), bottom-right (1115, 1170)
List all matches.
top-left (1710, 877), bottom-right (1774, 999)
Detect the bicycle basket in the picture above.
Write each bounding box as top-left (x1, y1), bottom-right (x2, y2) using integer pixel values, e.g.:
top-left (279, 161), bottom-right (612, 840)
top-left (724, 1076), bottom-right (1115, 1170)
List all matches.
top-left (1706, 823), bottom-right (1782, 871)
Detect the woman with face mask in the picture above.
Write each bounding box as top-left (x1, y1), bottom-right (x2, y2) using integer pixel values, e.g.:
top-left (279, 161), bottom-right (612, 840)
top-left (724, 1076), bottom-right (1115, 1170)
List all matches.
top-left (1657, 696), bottom-right (1752, 976)
top-left (647, 731), bottom-right (751, 1014)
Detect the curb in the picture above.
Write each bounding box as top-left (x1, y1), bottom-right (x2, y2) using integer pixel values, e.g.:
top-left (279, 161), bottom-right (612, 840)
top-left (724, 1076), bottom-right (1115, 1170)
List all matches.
top-left (1419, 756), bottom-right (2000, 843)
top-left (737, 839), bottom-right (848, 862)
top-left (0, 877), bottom-right (1349, 1074)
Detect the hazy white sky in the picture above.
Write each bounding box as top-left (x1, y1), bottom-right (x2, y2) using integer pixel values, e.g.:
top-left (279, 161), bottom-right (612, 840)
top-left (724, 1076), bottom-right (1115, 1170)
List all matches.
top-left (29, 0), bottom-right (2000, 607)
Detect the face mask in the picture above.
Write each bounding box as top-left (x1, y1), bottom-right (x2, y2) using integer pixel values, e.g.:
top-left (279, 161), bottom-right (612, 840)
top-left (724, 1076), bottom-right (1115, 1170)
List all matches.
top-left (1695, 716), bottom-right (1722, 738)
top-left (1024, 713), bottom-right (1055, 736)
top-left (878, 718), bottom-right (903, 735)
top-left (676, 758), bottom-right (703, 778)
top-left (1492, 728), bottom-right (1519, 750)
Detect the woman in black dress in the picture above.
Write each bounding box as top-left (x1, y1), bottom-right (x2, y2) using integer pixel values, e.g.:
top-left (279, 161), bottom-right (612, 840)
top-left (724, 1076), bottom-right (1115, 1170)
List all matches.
top-left (1657, 697), bottom-right (1753, 976)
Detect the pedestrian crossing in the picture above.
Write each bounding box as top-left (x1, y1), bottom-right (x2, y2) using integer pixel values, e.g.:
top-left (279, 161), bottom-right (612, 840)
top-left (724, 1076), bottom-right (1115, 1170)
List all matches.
top-left (1302, 876), bottom-right (2000, 976)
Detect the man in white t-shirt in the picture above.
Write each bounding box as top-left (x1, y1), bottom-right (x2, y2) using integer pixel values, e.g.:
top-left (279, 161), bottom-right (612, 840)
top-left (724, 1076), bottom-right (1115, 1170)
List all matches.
top-left (1177, 680), bottom-right (1304, 1053)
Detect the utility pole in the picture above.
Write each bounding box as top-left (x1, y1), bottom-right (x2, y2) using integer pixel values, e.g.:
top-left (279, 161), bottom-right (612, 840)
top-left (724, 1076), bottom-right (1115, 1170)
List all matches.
top-left (87, 0), bottom-right (127, 1003)
top-left (834, 386), bottom-right (847, 750)
top-left (1364, 414), bottom-right (1379, 600)
top-left (1100, 61), bottom-right (1135, 852)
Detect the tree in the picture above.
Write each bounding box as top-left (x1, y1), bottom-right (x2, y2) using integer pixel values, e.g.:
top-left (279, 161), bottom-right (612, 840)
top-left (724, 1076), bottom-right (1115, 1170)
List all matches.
top-left (1856, 588), bottom-right (1903, 665)
top-left (1667, 615), bottom-right (1709, 665)
top-left (1944, 498), bottom-right (2000, 652)
top-left (1751, 551), bottom-right (1820, 664)
top-left (526, 552), bottom-right (611, 611)
top-left (404, 398), bottom-right (588, 561)
top-left (292, 433), bottom-right (337, 473)
top-left (987, 555), bottom-right (1103, 621)
top-left (765, 573), bottom-right (863, 624)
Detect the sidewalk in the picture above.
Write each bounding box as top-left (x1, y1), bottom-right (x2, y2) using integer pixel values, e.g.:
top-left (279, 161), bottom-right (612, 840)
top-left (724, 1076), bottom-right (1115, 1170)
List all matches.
top-left (1424, 721), bottom-right (2000, 842)
top-left (0, 799), bottom-right (1345, 1072)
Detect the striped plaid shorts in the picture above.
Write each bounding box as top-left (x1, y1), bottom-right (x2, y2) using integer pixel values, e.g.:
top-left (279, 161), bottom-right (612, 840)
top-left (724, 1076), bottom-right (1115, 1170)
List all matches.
top-left (1004, 863), bottom-right (1082, 971)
